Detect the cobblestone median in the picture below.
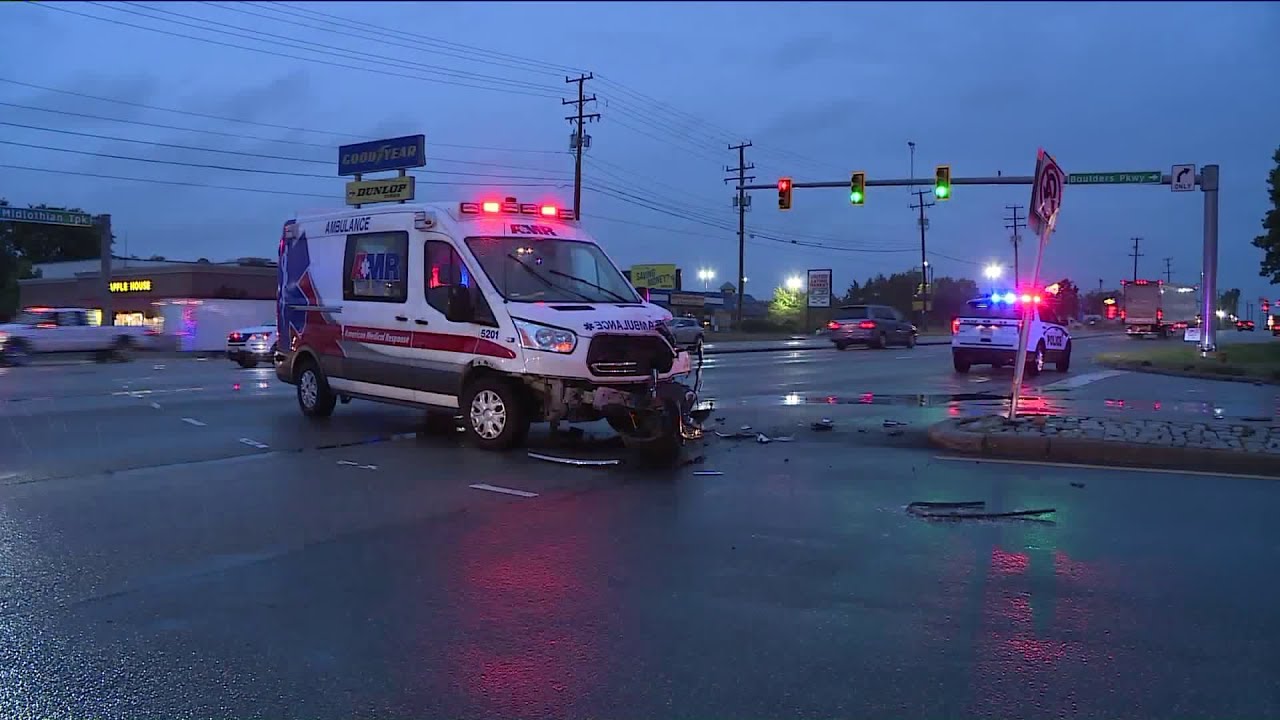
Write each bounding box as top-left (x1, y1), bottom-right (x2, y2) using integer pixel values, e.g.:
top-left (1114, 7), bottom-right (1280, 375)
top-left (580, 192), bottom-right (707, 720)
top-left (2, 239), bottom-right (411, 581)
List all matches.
top-left (930, 414), bottom-right (1280, 476)
top-left (979, 416), bottom-right (1280, 454)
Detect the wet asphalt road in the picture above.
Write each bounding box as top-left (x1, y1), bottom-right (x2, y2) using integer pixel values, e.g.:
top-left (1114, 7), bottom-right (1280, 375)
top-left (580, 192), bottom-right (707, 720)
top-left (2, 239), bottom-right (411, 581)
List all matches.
top-left (1, 340), bottom-right (1278, 719)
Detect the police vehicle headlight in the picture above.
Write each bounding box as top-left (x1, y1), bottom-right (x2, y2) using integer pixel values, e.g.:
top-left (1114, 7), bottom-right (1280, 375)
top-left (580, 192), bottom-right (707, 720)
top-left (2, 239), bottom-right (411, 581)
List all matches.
top-left (513, 319), bottom-right (576, 354)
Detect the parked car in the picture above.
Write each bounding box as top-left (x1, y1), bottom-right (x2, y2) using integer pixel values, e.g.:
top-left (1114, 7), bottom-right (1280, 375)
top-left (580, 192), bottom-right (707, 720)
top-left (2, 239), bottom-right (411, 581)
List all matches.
top-left (665, 317), bottom-right (705, 352)
top-left (0, 307), bottom-right (149, 366)
top-left (826, 304), bottom-right (917, 350)
top-left (226, 322), bottom-right (278, 368)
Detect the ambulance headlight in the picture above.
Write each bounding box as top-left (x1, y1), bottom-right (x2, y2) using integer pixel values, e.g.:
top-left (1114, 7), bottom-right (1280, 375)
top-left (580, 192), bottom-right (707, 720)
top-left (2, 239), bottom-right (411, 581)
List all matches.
top-left (514, 319), bottom-right (576, 354)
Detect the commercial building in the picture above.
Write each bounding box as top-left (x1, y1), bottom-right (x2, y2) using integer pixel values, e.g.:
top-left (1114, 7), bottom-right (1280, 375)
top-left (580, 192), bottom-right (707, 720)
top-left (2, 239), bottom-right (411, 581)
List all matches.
top-left (18, 256), bottom-right (277, 329)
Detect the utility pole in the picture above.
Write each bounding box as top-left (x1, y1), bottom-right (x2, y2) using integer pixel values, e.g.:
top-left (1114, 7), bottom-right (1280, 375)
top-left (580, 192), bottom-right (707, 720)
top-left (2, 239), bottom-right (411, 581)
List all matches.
top-left (1004, 205), bottom-right (1026, 286)
top-left (725, 142), bottom-right (754, 328)
top-left (910, 189), bottom-right (934, 329)
top-left (96, 214), bottom-right (113, 326)
top-left (1163, 256), bottom-right (1173, 283)
top-left (563, 73), bottom-right (599, 221)
top-left (1129, 237), bottom-right (1144, 282)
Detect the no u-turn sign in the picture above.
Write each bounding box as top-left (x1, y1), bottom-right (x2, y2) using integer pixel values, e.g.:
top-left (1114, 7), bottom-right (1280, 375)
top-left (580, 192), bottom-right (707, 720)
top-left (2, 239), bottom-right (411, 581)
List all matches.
top-left (1029, 149), bottom-right (1066, 235)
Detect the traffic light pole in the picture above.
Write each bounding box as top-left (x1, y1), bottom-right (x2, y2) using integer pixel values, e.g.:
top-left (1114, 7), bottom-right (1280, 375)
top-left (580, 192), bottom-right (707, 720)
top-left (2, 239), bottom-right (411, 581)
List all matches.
top-left (743, 166), bottom-right (1222, 357)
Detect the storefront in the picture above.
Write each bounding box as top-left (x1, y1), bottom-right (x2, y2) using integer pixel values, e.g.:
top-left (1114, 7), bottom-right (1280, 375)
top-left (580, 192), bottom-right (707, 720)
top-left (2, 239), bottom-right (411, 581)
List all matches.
top-left (18, 258), bottom-right (277, 329)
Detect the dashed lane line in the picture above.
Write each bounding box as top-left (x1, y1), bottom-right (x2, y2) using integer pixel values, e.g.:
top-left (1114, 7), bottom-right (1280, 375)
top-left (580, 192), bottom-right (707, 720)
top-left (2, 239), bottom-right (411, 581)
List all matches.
top-left (181, 417), bottom-right (207, 427)
top-left (238, 438), bottom-right (270, 450)
top-left (469, 483), bottom-right (538, 498)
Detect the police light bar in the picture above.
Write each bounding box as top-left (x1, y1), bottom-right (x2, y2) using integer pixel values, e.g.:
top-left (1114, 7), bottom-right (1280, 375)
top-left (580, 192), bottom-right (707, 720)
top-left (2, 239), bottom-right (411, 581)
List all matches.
top-left (460, 199), bottom-right (575, 220)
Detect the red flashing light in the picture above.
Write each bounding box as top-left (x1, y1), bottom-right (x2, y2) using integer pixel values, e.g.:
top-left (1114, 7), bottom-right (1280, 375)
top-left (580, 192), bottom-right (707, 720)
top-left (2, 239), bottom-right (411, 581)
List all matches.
top-left (539, 205), bottom-right (557, 217)
top-left (1033, 295), bottom-right (1042, 304)
top-left (1156, 309), bottom-right (1163, 321)
top-left (1020, 294), bottom-right (1032, 304)
top-left (481, 201), bottom-right (501, 213)
top-left (951, 317), bottom-right (960, 335)
top-left (858, 320), bottom-right (876, 330)
top-left (826, 320), bottom-right (840, 331)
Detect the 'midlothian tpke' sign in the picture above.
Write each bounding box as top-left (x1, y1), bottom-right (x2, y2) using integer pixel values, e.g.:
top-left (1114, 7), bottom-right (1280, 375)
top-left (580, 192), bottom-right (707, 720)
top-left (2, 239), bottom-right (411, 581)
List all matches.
top-left (338, 135), bottom-right (426, 176)
top-left (0, 206), bottom-right (93, 227)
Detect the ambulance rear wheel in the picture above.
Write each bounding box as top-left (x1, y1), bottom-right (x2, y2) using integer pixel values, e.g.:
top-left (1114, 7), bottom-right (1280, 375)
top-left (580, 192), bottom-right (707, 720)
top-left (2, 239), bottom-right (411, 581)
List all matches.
top-left (295, 359), bottom-right (336, 418)
top-left (462, 376), bottom-right (529, 451)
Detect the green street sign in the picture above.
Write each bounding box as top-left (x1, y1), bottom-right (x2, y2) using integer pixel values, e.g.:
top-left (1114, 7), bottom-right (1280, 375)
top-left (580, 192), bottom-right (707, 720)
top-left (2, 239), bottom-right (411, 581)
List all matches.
top-left (1067, 171), bottom-right (1162, 185)
top-left (0, 206), bottom-right (94, 227)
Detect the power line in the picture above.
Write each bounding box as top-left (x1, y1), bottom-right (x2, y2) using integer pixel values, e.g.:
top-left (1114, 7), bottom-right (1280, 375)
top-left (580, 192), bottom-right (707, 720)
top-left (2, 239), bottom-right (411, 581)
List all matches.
top-left (0, 120), bottom-right (570, 176)
top-left (726, 142), bottom-right (754, 325)
top-left (28, 3), bottom-right (563, 99)
top-left (1004, 204), bottom-right (1026, 286)
top-left (1163, 256), bottom-right (1173, 283)
top-left (564, 73), bottom-right (600, 221)
top-left (0, 139), bottom-right (572, 183)
top-left (0, 77), bottom-right (565, 155)
top-left (910, 189), bottom-right (936, 328)
top-left (1130, 237), bottom-right (1144, 282)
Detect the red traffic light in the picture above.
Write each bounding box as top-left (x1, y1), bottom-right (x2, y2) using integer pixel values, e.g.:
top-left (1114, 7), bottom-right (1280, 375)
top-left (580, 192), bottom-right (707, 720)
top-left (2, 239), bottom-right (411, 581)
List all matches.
top-left (778, 178), bottom-right (791, 191)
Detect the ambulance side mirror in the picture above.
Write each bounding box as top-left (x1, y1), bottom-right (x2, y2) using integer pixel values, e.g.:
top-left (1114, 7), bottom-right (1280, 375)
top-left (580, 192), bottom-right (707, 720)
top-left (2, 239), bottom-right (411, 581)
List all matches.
top-left (445, 285), bottom-right (475, 323)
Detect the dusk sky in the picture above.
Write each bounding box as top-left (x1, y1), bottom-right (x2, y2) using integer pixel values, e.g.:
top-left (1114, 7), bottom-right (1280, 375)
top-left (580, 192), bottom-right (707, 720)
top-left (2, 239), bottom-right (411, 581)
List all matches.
top-left (1, 1), bottom-right (1276, 305)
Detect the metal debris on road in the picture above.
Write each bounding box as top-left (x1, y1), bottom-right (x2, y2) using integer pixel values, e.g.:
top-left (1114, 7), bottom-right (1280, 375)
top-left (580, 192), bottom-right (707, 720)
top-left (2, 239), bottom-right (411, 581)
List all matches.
top-left (883, 420), bottom-right (908, 427)
top-left (692, 470), bottom-right (724, 476)
top-left (906, 500), bottom-right (1055, 520)
top-left (811, 418), bottom-right (835, 432)
top-left (337, 460), bottom-right (378, 471)
top-left (527, 452), bottom-right (620, 467)
top-left (714, 430), bottom-right (756, 439)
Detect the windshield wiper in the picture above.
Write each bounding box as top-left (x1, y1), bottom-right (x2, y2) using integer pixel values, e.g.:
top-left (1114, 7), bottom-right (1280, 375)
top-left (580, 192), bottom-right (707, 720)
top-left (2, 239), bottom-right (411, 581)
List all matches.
top-left (504, 254), bottom-right (594, 302)
top-left (546, 268), bottom-right (631, 303)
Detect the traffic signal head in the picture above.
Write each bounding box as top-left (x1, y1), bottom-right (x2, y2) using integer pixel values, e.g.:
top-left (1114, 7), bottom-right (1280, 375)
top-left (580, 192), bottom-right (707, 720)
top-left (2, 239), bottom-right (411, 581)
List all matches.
top-left (934, 165), bottom-right (951, 200)
top-left (849, 171), bottom-right (866, 205)
top-left (778, 177), bottom-right (793, 210)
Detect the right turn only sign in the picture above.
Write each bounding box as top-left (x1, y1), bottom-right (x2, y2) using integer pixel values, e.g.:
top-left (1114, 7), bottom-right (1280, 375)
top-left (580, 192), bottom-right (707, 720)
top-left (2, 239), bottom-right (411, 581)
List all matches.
top-left (1171, 164), bottom-right (1196, 192)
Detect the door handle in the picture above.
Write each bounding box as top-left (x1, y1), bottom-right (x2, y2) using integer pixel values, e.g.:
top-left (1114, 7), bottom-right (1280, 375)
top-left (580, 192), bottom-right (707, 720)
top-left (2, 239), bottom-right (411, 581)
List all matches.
top-left (414, 319), bottom-right (430, 326)
top-left (395, 315), bottom-right (409, 322)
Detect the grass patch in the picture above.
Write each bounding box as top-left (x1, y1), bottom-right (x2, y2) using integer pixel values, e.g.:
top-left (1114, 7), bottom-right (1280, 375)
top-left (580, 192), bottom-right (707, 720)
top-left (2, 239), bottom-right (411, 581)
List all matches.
top-left (1096, 341), bottom-right (1280, 382)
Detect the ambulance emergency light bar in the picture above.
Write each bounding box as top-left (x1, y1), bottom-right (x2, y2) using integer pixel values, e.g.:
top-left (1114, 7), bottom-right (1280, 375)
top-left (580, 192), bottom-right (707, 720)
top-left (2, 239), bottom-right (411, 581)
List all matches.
top-left (460, 197), bottom-right (574, 221)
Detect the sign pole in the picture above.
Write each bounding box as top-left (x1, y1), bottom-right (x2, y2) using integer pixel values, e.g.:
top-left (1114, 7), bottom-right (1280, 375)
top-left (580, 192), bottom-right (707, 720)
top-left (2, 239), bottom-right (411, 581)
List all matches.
top-left (1198, 164), bottom-right (1219, 356)
top-left (1008, 149), bottom-right (1063, 421)
top-left (97, 214), bottom-right (113, 327)
top-left (1008, 223), bottom-right (1052, 419)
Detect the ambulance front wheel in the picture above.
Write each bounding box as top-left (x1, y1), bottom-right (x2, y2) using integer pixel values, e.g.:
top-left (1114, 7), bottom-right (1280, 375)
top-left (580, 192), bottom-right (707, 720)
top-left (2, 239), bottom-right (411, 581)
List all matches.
top-left (295, 358), bottom-right (337, 418)
top-left (462, 376), bottom-right (530, 451)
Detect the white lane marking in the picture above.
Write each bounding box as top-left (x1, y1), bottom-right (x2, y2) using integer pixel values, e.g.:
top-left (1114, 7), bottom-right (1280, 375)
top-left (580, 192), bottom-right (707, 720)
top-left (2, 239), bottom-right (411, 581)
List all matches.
top-left (150, 402), bottom-right (162, 410)
top-left (181, 417), bottom-right (206, 427)
top-left (970, 377), bottom-right (990, 384)
top-left (238, 438), bottom-right (269, 449)
top-left (469, 483), bottom-right (538, 498)
top-left (933, 455), bottom-right (1279, 481)
top-left (895, 356), bottom-right (913, 360)
top-left (1041, 369), bottom-right (1127, 390)
top-left (337, 460), bottom-right (378, 471)
top-left (0, 471), bottom-right (20, 482)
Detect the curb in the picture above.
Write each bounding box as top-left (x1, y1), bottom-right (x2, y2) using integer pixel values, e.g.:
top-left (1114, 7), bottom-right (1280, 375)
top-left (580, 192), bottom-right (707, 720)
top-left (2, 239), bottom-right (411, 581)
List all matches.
top-left (1095, 359), bottom-right (1280, 386)
top-left (705, 332), bottom-right (1125, 356)
top-left (927, 415), bottom-right (1280, 478)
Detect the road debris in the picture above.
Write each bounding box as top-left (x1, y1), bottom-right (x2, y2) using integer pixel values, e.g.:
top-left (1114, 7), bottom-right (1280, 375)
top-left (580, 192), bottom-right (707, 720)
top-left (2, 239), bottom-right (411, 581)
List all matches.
top-left (906, 500), bottom-right (1055, 521)
top-left (883, 420), bottom-right (908, 428)
top-left (811, 418), bottom-right (835, 432)
top-left (337, 460), bottom-right (378, 471)
top-left (692, 470), bottom-right (724, 476)
top-left (527, 452), bottom-right (620, 467)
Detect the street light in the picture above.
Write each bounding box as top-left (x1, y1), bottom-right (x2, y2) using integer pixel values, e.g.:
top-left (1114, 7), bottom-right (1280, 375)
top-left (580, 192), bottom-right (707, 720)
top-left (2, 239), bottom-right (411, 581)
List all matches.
top-left (785, 275), bottom-right (803, 292)
top-left (697, 268), bottom-right (715, 290)
top-left (983, 263), bottom-right (1003, 281)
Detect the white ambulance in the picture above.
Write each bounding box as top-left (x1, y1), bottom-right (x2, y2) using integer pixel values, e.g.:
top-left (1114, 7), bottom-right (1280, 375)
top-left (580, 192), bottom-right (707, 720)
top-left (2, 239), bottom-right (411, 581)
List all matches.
top-left (275, 197), bottom-right (698, 455)
top-left (950, 291), bottom-right (1071, 376)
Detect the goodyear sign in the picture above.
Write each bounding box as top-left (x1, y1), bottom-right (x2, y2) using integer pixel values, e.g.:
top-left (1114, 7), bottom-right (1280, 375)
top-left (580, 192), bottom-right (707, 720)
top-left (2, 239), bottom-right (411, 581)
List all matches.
top-left (345, 176), bottom-right (416, 206)
top-left (338, 135), bottom-right (426, 176)
top-left (630, 264), bottom-right (677, 290)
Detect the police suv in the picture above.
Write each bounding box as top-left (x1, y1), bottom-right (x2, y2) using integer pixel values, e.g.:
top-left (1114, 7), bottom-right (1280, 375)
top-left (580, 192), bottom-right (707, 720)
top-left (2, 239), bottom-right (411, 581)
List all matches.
top-left (950, 291), bottom-right (1071, 376)
top-left (275, 197), bottom-right (698, 456)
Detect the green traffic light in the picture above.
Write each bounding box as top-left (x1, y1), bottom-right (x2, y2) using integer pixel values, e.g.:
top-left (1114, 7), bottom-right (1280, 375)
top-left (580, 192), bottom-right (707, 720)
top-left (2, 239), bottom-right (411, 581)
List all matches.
top-left (934, 185), bottom-right (949, 199)
top-left (850, 191), bottom-right (864, 204)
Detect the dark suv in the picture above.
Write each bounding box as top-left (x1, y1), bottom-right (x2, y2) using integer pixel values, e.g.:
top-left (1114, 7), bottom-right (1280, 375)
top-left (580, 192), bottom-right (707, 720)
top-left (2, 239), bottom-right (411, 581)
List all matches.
top-left (826, 304), bottom-right (917, 350)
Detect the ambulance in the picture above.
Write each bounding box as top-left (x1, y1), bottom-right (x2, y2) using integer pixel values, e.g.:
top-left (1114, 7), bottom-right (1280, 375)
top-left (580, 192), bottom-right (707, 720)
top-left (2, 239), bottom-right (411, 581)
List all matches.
top-left (275, 197), bottom-right (699, 455)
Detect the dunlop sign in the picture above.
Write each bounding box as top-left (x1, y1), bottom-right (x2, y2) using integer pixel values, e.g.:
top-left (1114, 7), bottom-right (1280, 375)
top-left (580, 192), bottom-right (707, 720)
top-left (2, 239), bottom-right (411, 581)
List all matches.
top-left (345, 176), bottom-right (416, 206)
top-left (338, 134), bottom-right (426, 176)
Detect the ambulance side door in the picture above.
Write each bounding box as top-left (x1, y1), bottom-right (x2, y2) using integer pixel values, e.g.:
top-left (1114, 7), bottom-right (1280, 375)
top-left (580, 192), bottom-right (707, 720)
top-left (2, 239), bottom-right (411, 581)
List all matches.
top-left (423, 238), bottom-right (503, 397)
top-left (336, 228), bottom-right (412, 391)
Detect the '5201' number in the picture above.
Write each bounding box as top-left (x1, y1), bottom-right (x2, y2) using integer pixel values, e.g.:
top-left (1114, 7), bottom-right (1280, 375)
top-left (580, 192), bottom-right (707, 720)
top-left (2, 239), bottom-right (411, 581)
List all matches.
top-left (479, 328), bottom-right (499, 340)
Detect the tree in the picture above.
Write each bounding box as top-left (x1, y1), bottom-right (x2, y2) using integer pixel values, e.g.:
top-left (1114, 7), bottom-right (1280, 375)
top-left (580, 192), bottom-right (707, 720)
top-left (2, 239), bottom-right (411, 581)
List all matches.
top-left (1050, 278), bottom-right (1081, 320)
top-left (1083, 289), bottom-right (1118, 316)
top-left (1219, 287), bottom-right (1241, 318)
top-left (767, 286), bottom-right (804, 330)
top-left (1252, 146), bottom-right (1280, 285)
top-left (929, 276), bottom-right (980, 320)
top-left (0, 199), bottom-right (100, 319)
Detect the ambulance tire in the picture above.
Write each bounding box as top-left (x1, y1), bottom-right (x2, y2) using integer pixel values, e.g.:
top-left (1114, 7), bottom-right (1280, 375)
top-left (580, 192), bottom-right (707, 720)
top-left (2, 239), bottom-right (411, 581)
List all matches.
top-left (295, 358), bottom-right (337, 418)
top-left (1056, 342), bottom-right (1072, 372)
top-left (462, 376), bottom-right (529, 451)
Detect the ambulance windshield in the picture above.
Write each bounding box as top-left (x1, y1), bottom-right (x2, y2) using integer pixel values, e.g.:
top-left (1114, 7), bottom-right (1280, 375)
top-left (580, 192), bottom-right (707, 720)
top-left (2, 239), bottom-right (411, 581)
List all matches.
top-left (465, 236), bottom-right (639, 304)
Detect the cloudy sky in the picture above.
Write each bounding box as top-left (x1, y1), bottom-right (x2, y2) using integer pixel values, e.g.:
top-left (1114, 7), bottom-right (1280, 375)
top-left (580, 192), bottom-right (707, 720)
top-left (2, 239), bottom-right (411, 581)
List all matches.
top-left (1, 1), bottom-right (1276, 306)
